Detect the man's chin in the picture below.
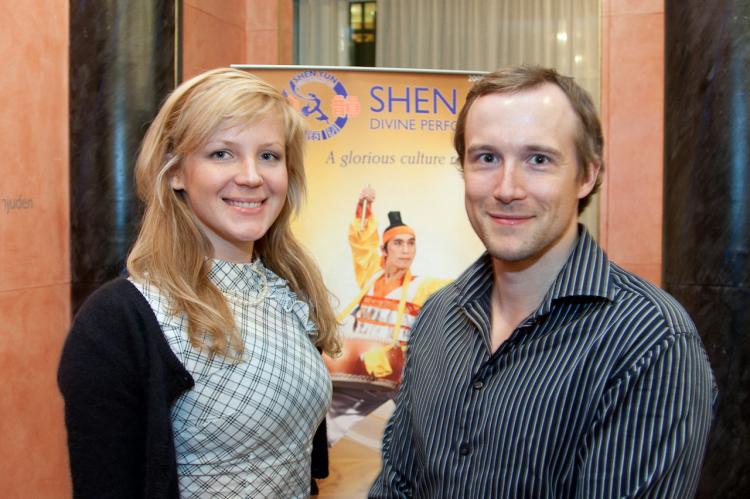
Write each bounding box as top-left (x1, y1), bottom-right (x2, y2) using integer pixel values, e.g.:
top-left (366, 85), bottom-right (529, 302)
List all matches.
top-left (488, 249), bottom-right (532, 263)
top-left (483, 238), bottom-right (536, 264)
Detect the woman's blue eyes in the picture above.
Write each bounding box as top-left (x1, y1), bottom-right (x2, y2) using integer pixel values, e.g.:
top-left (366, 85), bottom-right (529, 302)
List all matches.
top-left (210, 150), bottom-right (231, 160)
top-left (208, 150), bottom-right (281, 161)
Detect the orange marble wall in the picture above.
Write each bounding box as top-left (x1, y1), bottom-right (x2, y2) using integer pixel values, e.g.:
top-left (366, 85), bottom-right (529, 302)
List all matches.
top-left (600, 0), bottom-right (665, 285)
top-left (183, 0), bottom-right (246, 78)
top-left (182, 0), bottom-right (293, 80)
top-left (0, 2), bottom-right (71, 498)
top-left (246, 0), bottom-right (294, 65)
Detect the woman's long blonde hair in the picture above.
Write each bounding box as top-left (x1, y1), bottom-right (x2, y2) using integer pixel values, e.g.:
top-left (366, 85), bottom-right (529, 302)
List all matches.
top-left (127, 68), bottom-right (340, 357)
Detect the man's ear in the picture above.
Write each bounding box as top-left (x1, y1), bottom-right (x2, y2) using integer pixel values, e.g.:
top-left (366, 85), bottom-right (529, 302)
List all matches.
top-left (577, 161), bottom-right (601, 199)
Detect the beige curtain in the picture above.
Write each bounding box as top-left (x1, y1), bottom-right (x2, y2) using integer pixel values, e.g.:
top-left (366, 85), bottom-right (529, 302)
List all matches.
top-left (376, 0), bottom-right (599, 90)
top-left (297, 0), bottom-right (352, 66)
top-left (375, 0), bottom-right (601, 233)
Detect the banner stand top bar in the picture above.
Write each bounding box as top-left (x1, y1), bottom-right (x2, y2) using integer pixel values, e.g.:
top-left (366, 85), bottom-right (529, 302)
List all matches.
top-left (231, 64), bottom-right (485, 76)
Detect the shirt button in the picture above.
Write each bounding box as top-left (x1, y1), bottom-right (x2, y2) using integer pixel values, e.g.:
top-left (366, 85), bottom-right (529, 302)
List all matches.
top-left (473, 380), bottom-right (484, 390)
top-left (458, 443), bottom-right (472, 456)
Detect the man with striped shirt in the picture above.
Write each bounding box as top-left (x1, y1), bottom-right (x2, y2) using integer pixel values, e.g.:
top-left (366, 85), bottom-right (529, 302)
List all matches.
top-left (369, 66), bottom-right (716, 498)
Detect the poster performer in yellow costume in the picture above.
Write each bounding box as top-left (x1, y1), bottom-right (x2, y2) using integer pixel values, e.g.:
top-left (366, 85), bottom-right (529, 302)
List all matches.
top-left (325, 186), bottom-right (450, 443)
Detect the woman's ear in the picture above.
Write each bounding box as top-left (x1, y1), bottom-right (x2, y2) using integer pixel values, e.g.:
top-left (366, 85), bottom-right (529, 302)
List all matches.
top-left (169, 171), bottom-right (184, 191)
top-left (168, 160), bottom-right (184, 191)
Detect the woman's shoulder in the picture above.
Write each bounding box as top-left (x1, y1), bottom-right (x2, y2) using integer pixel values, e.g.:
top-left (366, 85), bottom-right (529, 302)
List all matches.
top-left (71, 278), bottom-right (158, 342)
top-left (62, 277), bottom-right (190, 389)
top-left (60, 279), bottom-right (162, 388)
top-left (76, 278), bottom-right (149, 318)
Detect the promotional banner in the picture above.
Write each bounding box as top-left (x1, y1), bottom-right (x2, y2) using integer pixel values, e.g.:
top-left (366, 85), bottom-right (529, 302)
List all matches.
top-left (237, 65), bottom-right (486, 443)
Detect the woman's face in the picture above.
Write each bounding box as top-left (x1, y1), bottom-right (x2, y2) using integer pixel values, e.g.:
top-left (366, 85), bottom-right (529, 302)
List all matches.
top-left (170, 116), bottom-right (289, 262)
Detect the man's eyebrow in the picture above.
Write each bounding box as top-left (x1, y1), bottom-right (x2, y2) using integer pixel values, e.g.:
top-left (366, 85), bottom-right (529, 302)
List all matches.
top-left (465, 143), bottom-right (563, 158)
top-left (465, 144), bottom-right (498, 155)
top-left (522, 144), bottom-right (562, 157)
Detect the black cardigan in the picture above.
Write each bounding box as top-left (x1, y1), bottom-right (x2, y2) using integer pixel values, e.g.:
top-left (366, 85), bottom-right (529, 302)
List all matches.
top-left (58, 278), bottom-right (328, 498)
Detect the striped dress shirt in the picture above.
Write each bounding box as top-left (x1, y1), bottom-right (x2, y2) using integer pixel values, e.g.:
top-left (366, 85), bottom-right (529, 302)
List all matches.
top-left (369, 227), bottom-right (716, 498)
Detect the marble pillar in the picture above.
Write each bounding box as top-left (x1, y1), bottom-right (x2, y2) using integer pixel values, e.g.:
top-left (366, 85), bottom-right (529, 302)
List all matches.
top-left (664, 0), bottom-right (750, 496)
top-left (70, 0), bottom-right (176, 310)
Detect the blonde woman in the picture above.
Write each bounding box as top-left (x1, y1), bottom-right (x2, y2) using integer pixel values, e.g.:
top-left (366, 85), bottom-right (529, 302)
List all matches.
top-left (58, 68), bottom-right (339, 498)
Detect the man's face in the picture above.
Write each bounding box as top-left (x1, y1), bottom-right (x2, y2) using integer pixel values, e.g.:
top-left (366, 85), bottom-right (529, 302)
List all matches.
top-left (462, 83), bottom-right (598, 267)
top-left (384, 234), bottom-right (416, 272)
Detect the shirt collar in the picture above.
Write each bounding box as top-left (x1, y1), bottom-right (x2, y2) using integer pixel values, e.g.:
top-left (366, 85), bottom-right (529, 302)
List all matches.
top-left (456, 225), bottom-right (615, 314)
top-left (455, 252), bottom-right (495, 309)
top-left (535, 225), bottom-right (615, 317)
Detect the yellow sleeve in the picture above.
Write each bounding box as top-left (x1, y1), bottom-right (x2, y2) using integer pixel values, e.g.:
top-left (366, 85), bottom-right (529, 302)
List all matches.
top-left (412, 277), bottom-right (452, 306)
top-left (348, 215), bottom-right (381, 289)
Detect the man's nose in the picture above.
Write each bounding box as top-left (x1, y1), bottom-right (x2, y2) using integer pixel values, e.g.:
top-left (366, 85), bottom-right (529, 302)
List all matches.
top-left (492, 163), bottom-right (526, 203)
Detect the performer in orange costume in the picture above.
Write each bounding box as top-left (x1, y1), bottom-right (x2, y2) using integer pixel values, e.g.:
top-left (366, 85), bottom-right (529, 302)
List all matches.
top-left (325, 186), bottom-right (449, 443)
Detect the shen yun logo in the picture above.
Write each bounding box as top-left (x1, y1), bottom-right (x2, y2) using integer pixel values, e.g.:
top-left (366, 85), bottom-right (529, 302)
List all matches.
top-left (284, 71), bottom-right (360, 141)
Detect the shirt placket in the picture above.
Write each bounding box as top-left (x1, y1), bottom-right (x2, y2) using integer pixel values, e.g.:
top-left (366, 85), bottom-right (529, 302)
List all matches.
top-left (454, 306), bottom-right (536, 493)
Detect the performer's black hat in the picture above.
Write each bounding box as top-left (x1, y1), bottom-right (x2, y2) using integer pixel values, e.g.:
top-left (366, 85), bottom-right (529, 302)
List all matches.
top-left (382, 211), bottom-right (415, 246)
top-left (385, 211), bottom-right (405, 232)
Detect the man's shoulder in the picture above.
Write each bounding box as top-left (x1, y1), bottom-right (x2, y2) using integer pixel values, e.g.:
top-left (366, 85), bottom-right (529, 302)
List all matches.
top-left (411, 276), bottom-right (453, 305)
top-left (598, 263), bottom-right (715, 398)
top-left (416, 274), bottom-right (475, 318)
top-left (417, 254), bottom-right (491, 311)
top-left (606, 262), bottom-right (697, 335)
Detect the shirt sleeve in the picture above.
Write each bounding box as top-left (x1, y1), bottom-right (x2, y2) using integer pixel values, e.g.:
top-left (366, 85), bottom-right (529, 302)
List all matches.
top-left (368, 341), bottom-right (419, 497)
top-left (575, 332), bottom-right (717, 498)
top-left (57, 305), bottom-right (148, 498)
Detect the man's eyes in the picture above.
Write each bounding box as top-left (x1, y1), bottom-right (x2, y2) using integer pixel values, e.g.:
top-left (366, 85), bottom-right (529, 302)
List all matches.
top-left (529, 153), bottom-right (551, 165)
top-left (478, 152), bottom-right (497, 163)
top-left (467, 151), bottom-right (554, 168)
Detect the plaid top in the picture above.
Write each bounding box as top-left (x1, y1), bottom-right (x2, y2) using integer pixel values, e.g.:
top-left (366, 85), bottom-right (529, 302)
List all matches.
top-left (131, 259), bottom-right (331, 498)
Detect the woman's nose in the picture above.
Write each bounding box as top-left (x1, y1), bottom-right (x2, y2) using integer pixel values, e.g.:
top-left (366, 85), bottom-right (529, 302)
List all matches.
top-left (235, 158), bottom-right (263, 186)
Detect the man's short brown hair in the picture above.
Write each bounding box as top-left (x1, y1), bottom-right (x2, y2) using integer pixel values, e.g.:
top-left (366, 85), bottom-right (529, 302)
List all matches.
top-left (454, 66), bottom-right (604, 214)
